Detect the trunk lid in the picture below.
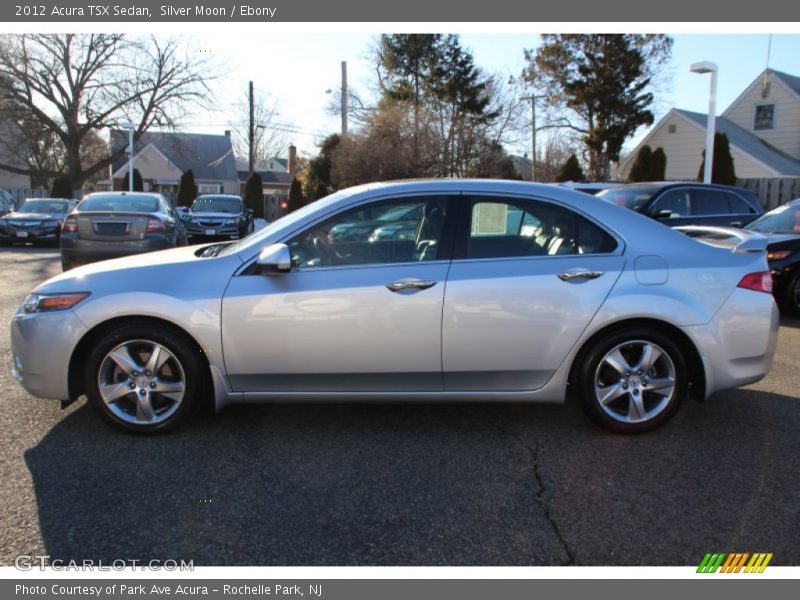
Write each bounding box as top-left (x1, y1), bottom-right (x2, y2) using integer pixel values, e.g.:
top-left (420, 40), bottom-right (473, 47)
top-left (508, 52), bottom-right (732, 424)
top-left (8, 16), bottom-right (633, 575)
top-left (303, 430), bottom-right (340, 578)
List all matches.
top-left (75, 211), bottom-right (154, 241)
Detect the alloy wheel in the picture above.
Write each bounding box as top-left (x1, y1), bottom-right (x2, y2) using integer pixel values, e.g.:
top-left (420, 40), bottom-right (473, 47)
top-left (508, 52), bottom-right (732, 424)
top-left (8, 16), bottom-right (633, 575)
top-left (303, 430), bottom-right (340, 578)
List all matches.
top-left (593, 340), bottom-right (676, 424)
top-left (97, 339), bottom-right (186, 426)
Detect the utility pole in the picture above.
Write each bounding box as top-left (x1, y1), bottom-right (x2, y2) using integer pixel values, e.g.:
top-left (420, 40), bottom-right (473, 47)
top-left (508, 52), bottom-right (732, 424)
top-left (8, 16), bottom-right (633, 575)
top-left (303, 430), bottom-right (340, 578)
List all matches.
top-left (248, 80), bottom-right (255, 174)
top-left (341, 61), bottom-right (348, 136)
top-left (521, 96), bottom-right (536, 181)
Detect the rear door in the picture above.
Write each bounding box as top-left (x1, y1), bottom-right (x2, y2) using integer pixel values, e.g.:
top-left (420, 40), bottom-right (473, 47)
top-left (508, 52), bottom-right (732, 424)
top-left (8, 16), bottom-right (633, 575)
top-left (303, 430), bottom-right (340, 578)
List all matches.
top-left (442, 196), bottom-right (624, 391)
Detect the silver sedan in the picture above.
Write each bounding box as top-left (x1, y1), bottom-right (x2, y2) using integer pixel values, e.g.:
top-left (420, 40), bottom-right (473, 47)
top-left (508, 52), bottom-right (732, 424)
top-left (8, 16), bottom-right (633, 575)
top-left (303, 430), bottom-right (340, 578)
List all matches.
top-left (10, 180), bottom-right (779, 434)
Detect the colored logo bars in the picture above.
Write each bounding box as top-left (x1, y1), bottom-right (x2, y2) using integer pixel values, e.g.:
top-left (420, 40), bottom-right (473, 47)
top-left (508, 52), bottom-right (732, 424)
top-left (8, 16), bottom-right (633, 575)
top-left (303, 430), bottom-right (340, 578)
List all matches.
top-left (697, 552), bottom-right (773, 573)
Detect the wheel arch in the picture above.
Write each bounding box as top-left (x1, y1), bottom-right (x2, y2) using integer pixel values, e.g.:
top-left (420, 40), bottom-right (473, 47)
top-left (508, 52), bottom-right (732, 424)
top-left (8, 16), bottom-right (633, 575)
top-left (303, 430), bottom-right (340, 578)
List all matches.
top-left (68, 315), bottom-right (213, 408)
top-left (568, 317), bottom-right (706, 402)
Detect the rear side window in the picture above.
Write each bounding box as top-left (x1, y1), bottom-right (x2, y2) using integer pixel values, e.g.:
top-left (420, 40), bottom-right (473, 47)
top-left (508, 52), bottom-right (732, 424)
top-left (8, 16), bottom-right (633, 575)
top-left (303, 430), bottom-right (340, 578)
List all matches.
top-left (726, 192), bottom-right (757, 214)
top-left (690, 189), bottom-right (730, 216)
top-left (465, 199), bottom-right (617, 259)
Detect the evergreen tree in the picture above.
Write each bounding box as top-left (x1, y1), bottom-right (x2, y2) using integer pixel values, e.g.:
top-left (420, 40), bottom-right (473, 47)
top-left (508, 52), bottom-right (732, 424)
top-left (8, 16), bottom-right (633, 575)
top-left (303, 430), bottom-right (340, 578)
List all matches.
top-left (121, 168), bottom-right (144, 191)
top-left (49, 175), bottom-right (73, 199)
top-left (304, 134), bottom-right (340, 197)
top-left (649, 146), bottom-right (667, 180)
top-left (177, 169), bottom-right (197, 207)
top-left (628, 145), bottom-right (653, 182)
top-left (556, 154), bottom-right (585, 182)
top-left (288, 177), bottom-right (304, 213)
top-left (313, 182), bottom-right (329, 201)
top-left (697, 133), bottom-right (736, 185)
top-left (244, 172), bottom-right (264, 219)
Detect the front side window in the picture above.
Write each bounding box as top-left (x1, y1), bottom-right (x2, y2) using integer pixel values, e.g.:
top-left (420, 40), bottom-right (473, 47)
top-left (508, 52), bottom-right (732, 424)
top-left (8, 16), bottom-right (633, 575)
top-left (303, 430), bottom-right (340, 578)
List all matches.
top-left (465, 199), bottom-right (617, 259)
top-left (287, 198), bottom-right (447, 269)
top-left (650, 189), bottom-right (691, 218)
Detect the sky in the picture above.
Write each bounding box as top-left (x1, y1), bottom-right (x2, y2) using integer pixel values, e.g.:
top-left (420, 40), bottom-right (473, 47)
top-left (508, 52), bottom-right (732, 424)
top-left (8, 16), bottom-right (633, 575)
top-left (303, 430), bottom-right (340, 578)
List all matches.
top-left (187, 33), bottom-right (800, 161)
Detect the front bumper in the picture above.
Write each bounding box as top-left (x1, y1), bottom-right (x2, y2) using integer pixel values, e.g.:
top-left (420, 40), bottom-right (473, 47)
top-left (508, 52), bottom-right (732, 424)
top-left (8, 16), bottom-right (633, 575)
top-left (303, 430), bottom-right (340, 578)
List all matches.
top-left (185, 223), bottom-right (242, 241)
top-left (10, 307), bottom-right (87, 400)
top-left (685, 288), bottom-right (780, 398)
top-left (0, 223), bottom-right (59, 243)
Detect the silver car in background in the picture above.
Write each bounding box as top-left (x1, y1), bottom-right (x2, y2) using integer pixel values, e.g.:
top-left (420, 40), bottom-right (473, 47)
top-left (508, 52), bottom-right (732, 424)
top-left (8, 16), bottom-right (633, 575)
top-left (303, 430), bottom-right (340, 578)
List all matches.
top-left (11, 180), bottom-right (779, 434)
top-left (60, 191), bottom-right (188, 270)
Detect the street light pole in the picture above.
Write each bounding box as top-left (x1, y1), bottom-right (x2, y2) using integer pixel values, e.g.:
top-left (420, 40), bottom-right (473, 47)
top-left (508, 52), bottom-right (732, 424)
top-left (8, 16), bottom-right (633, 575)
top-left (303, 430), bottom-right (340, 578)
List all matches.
top-left (690, 61), bottom-right (718, 184)
top-left (341, 61), bottom-right (348, 137)
top-left (521, 96), bottom-right (536, 181)
top-left (120, 121), bottom-right (135, 192)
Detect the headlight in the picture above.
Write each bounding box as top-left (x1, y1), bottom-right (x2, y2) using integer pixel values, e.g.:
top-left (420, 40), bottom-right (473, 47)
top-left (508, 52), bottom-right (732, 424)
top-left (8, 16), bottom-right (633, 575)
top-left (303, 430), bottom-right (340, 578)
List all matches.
top-left (225, 218), bottom-right (239, 225)
top-left (22, 292), bottom-right (90, 314)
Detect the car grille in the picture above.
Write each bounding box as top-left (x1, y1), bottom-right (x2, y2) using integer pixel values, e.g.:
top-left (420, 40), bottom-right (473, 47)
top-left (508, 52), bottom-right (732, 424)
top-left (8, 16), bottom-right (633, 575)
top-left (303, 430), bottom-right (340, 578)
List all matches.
top-left (196, 219), bottom-right (224, 227)
top-left (11, 221), bottom-right (41, 229)
top-left (94, 222), bottom-right (130, 236)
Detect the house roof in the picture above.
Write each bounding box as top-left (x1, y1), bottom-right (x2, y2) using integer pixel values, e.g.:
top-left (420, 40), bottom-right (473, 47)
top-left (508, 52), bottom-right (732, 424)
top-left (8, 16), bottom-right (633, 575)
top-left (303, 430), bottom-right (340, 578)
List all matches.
top-left (110, 130), bottom-right (237, 181)
top-left (236, 168), bottom-right (292, 186)
top-left (674, 109), bottom-right (800, 177)
top-left (771, 69), bottom-right (800, 98)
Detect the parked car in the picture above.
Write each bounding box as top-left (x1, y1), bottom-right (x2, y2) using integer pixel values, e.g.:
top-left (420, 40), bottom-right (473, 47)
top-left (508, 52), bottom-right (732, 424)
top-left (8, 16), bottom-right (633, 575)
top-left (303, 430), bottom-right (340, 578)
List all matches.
top-left (0, 198), bottom-right (78, 246)
top-left (184, 194), bottom-right (253, 241)
top-left (0, 189), bottom-right (15, 216)
top-left (60, 191), bottom-right (188, 271)
top-left (558, 181), bottom-right (622, 195)
top-left (11, 180), bottom-right (777, 434)
top-left (596, 182), bottom-right (763, 227)
top-left (742, 198), bottom-right (800, 315)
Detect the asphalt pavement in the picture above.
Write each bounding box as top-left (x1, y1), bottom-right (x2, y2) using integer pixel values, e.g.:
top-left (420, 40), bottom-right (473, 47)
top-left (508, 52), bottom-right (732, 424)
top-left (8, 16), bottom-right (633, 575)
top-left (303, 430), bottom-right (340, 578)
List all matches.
top-left (0, 246), bottom-right (798, 566)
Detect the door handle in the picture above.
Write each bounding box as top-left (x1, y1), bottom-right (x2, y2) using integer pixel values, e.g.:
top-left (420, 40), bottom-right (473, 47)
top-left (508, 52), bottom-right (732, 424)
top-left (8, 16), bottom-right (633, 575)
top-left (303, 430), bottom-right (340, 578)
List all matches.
top-left (557, 270), bottom-right (605, 281)
top-left (386, 279), bottom-right (437, 292)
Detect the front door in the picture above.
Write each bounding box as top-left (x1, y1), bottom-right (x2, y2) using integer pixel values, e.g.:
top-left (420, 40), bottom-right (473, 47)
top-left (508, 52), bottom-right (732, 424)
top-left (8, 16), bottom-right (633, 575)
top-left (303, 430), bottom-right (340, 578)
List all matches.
top-left (221, 196), bottom-right (453, 393)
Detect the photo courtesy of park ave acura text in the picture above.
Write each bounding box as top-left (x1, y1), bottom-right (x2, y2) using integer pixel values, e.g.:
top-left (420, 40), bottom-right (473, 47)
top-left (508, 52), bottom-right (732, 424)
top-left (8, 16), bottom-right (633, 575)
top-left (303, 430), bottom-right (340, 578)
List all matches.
top-left (0, 23), bottom-right (799, 572)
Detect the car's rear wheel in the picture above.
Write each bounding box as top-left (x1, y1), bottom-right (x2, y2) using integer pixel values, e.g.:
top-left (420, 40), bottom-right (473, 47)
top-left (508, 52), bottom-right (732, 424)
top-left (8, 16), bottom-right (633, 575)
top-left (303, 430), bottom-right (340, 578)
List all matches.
top-left (84, 323), bottom-right (204, 434)
top-left (577, 328), bottom-right (687, 433)
top-left (784, 272), bottom-right (800, 317)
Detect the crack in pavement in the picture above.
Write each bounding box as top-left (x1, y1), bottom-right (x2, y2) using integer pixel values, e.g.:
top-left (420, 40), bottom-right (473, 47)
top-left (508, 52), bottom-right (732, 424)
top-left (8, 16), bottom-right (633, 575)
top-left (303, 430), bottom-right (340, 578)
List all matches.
top-left (463, 408), bottom-right (576, 566)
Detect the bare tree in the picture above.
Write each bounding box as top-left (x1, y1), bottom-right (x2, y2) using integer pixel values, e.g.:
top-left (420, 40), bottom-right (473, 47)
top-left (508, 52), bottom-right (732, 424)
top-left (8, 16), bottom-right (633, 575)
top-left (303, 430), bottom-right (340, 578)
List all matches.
top-left (0, 34), bottom-right (212, 189)
top-left (228, 89), bottom-right (287, 168)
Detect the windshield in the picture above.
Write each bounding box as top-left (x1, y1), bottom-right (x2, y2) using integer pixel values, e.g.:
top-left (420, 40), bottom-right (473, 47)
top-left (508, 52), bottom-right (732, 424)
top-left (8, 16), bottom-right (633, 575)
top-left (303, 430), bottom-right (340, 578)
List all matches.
top-left (192, 196), bottom-right (242, 214)
top-left (16, 200), bottom-right (70, 214)
top-left (217, 187), bottom-right (360, 257)
top-left (597, 187), bottom-right (658, 212)
top-left (745, 203), bottom-right (800, 234)
top-left (79, 194), bottom-right (159, 213)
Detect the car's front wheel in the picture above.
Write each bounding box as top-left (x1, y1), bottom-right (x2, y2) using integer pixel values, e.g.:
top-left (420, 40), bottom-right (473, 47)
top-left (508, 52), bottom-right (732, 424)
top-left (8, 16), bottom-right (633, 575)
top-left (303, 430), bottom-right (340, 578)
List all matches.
top-left (83, 323), bottom-right (204, 434)
top-left (577, 328), bottom-right (688, 433)
top-left (783, 272), bottom-right (800, 317)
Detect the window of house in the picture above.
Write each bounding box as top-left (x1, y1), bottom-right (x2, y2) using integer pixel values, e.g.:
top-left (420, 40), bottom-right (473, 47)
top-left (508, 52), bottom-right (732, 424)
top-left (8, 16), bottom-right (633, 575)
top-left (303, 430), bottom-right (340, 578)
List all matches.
top-left (754, 104), bottom-right (775, 130)
top-left (668, 124), bottom-right (677, 134)
top-left (198, 184), bottom-right (224, 194)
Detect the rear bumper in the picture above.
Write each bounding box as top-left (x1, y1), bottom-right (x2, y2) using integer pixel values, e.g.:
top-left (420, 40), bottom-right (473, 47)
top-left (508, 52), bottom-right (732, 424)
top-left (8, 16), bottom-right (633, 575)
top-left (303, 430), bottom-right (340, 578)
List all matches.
top-left (61, 236), bottom-right (171, 266)
top-left (10, 307), bottom-right (87, 401)
top-left (685, 288), bottom-right (779, 398)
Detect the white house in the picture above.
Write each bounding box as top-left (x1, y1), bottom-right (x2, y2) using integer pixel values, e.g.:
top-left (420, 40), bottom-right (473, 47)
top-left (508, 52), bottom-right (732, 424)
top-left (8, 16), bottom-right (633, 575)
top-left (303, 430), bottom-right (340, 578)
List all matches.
top-left (618, 69), bottom-right (800, 180)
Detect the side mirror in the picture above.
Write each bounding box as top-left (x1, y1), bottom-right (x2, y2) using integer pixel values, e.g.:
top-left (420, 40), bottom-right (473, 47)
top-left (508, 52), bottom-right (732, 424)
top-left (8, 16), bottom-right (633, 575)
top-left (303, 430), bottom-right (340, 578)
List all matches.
top-left (654, 209), bottom-right (673, 220)
top-left (257, 243), bottom-right (291, 274)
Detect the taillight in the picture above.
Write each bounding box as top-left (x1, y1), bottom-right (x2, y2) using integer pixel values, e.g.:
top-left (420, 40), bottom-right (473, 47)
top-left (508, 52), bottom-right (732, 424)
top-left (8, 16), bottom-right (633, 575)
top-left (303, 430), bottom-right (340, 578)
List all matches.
top-left (146, 218), bottom-right (166, 233)
top-left (62, 217), bottom-right (77, 233)
top-left (737, 271), bottom-right (773, 294)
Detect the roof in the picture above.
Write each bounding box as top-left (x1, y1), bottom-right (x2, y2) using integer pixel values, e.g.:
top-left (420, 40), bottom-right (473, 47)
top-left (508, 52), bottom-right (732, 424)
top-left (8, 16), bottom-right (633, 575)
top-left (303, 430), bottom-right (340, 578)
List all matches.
top-left (771, 69), bottom-right (800, 98)
top-left (110, 130), bottom-right (237, 181)
top-left (675, 109), bottom-right (800, 177)
top-left (236, 168), bottom-right (292, 186)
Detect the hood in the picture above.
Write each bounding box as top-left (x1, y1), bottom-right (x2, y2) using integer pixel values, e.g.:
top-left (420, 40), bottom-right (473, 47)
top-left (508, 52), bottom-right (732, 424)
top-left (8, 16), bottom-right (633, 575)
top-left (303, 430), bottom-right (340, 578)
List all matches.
top-left (764, 232), bottom-right (800, 244)
top-left (37, 244), bottom-right (242, 293)
top-left (5, 212), bottom-right (66, 221)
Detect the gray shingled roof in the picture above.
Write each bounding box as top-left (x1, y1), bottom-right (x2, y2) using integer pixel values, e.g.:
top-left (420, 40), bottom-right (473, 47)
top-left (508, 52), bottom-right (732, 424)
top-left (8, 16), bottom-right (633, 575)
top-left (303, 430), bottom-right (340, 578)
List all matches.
top-left (110, 130), bottom-right (237, 181)
top-left (772, 69), bottom-right (800, 97)
top-left (236, 168), bottom-right (292, 186)
top-left (675, 109), bottom-right (800, 177)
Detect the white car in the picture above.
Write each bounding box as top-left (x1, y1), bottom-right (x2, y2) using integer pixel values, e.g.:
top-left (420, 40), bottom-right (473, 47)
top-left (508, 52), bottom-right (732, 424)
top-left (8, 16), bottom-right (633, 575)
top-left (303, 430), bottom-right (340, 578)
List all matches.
top-left (11, 180), bottom-right (779, 434)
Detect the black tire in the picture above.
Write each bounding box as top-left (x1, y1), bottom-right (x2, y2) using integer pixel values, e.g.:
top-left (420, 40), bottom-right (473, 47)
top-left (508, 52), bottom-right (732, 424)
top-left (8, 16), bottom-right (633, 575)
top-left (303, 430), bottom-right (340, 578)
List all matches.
top-left (576, 327), bottom-right (688, 434)
top-left (83, 322), bottom-right (206, 434)
top-left (782, 272), bottom-right (800, 317)
top-left (61, 258), bottom-right (72, 271)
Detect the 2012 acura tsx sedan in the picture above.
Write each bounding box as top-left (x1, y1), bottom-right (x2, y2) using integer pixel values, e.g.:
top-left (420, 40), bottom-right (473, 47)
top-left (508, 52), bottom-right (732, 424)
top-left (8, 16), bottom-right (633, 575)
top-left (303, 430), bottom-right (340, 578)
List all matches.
top-left (10, 180), bottom-right (779, 434)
